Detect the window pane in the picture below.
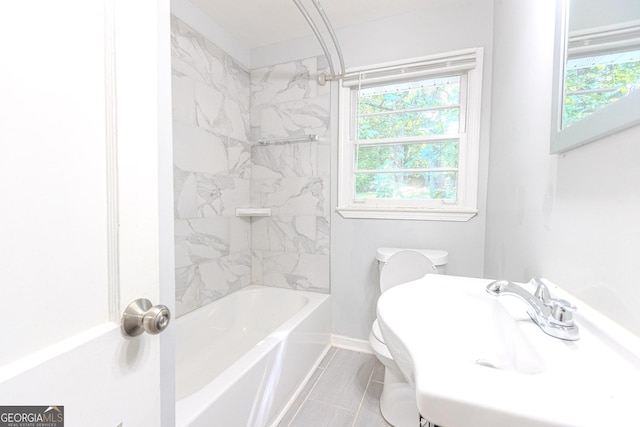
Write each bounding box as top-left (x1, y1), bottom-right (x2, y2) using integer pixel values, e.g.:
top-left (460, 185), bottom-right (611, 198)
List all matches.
top-left (358, 108), bottom-right (460, 139)
top-left (357, 75), bottom-right (461, 140)
top-left (563, 50), bottom-right (640, 128)
top-left (355, 172), bottom-right (458, 200)
top-left (358, 76), bottom-right (460, 114)
top-left (356, 140), bottom-right (459, 170)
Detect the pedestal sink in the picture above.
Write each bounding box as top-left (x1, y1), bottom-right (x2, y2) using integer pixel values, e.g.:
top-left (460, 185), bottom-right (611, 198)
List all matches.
top-left (377, 275), bottom-right (640, 427)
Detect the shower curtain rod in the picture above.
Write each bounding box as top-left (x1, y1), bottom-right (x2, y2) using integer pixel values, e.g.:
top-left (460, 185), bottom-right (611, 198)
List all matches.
top-left (293, 0), bottom-right (345, 85)
top-left (257, 134), bottom-right (319, 145)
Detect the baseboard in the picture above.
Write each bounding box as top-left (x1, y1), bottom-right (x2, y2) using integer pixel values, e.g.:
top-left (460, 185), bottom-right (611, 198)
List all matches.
top-left (331, 334), bottom-right (374, 354)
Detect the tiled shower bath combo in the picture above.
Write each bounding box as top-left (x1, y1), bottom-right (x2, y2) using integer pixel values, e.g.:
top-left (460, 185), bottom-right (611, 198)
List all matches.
top-left (171, 15), bottom-right (336, 427)
top-left (171, 16), bottom-right (331, 318)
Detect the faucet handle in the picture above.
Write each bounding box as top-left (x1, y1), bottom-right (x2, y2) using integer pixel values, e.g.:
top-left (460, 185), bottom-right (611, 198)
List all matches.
top-left (531, 278), bottom-right (550, 302)
top-left (549, 299), bottom-right (576, 326)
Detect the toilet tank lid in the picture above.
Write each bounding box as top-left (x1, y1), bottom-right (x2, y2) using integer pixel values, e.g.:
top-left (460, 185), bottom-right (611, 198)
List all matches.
top-left (376, 247), bottom-right (448, 266)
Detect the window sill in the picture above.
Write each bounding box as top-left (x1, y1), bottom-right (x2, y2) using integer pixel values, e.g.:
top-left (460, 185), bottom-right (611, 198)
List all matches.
top-left (336, 206), bottom-right (478, 222)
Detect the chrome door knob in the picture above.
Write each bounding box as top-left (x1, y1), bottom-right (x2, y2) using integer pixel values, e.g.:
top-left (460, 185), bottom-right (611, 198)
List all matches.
top-left (122, 298), bottom-right (171, 337)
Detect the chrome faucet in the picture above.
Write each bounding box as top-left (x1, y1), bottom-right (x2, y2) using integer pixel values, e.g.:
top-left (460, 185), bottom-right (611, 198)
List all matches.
top-left (486, 278), bottom-right (580, 341)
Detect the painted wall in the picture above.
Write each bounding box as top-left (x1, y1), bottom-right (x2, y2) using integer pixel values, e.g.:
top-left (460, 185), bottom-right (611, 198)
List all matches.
top-left (485, 0), bottom-right (640, 336)
top-left (332, 4), bottom-right (494, 341)
top-left (171, 16), bottom-right (253, 317)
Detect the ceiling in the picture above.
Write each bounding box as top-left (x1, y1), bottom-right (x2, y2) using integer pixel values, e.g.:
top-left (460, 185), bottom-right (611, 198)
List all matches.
top-left (188, 0), bottom-right (437, 49)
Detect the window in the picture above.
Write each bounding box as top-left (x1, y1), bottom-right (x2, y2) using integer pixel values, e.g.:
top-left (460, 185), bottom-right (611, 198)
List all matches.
top-left (337, 48), bottom-right (484, 221)
top-left (563, 24), bottom-right (640, 129)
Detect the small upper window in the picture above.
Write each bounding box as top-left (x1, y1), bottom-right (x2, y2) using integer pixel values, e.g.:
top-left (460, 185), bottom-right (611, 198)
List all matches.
top-left (337, 48), bottom-right (484, 221)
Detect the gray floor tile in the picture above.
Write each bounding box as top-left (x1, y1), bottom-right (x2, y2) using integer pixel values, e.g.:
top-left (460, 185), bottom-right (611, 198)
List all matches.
top-left (278, 368), bottom-right (324, 427)
top-left (288, 400), bottom-right (355, 427)
top-left (278, 347), bottom-right (391, 427)
top-left (308, 349), bottom-right (376, 411)
top-left (353, 381), bottom-right (393, 427)
top-left (371, 360), bottom-right (385, 383)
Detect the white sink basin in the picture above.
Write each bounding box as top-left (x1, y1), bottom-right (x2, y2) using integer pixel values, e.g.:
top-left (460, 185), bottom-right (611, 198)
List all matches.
top-left (377, 275), bottom-right (640, 427)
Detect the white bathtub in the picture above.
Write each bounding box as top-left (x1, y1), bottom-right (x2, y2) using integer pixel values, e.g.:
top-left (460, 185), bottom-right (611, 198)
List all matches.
top-left (175, 285), bottom-right (331, 427)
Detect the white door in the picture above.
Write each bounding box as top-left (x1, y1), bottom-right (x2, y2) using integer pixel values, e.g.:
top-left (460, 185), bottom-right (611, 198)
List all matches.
top-left (0, 1), bottom-right (175, 426)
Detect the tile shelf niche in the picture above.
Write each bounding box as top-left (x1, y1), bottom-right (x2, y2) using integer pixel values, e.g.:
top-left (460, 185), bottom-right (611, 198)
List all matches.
top-left (235, 208), bottom-right (272, 217)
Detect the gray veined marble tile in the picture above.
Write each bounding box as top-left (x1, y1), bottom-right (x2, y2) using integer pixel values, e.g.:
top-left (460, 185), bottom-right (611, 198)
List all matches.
top-left (194, 80), bottom-right (224, 130)
top-left (195, 174), bottom-right (250, 217)
top-left (171, 73), bottom-right (196, 125)
top-left (174, 218), bottom-right (230, 268)
top-left (252, 216), bottom-right (318, 254)
top-left (174, 167), bottom-right (198, 219)
top-left (315, 216), bottom-right (330, 255)
top-left (229, 217), bottom-right (251, 253)
top-left (251, 250), bottom-right (264, 285)
top-left (193, 173), bottom-right (227, 217)
top-left (173, 122), bottom-right (227, 175)
top-left (195, 80), bottom-right (250, 143)
top-left (221, 58), bottom-right (251, 105)
top-left (227, 137), bottom-right (252, 179)
top-left (251, 57), bottom-right (317, 107)
top-left (198, 252), bottom-right (251, 299)
top-left (254, 96), bottom-right (330, 143)
top-left (251, 141), bottom-right (317, 179)
top-left (255, 177), bottom-right (328, 217)
top-left (171, 17), bottom-right (225, 86)
top-left (175, 250), bottom-right (252, 318)
top-left (250, 177), bottom-right (264, 207)
top-left (316, 140), bottom-right (331, 178)
top-left (262, 252), bottom-right (330, 292)
top-left (175, 264), bottom-right (201, 317)
top-left (224, 96), bottom-right (251, 142)
top-left (172, 17), bottom-right (250, 104)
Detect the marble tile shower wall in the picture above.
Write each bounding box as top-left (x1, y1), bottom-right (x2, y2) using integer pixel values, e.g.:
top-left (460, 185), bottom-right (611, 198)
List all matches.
top-left (250, 57), bottom-right (331, 294)
top-left (171, 16), bottom-right (252, 317)
top-left (171, 15), bottom-right (331, 316)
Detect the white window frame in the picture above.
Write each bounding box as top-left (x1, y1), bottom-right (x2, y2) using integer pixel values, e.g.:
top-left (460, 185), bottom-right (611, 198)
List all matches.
top-left (337, 48), bottom-right (484, 221)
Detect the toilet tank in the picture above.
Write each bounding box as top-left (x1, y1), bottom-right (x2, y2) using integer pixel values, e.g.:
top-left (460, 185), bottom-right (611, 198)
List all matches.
top-left (376, 247), bottom-right (448, 274)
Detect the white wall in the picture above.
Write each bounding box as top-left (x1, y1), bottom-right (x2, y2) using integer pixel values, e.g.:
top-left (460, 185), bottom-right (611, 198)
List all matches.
top-left (485, 0), bottom-right (640, 336)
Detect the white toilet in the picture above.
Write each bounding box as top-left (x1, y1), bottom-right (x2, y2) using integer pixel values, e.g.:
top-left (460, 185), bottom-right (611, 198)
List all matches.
top-left (369, 248), bottom-right (448, 427)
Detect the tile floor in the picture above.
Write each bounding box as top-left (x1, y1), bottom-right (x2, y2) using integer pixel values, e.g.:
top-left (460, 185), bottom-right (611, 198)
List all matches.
top-left (278, 347), bottom-right (393, 427)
